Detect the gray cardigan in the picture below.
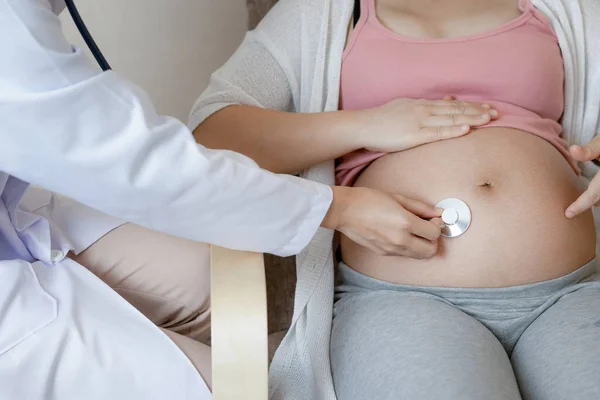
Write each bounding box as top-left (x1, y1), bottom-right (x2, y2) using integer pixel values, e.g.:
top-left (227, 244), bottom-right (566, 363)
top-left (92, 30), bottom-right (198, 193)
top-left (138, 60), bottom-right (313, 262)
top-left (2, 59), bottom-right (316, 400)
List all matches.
top-left (190, 0), bottom-right (600, 398)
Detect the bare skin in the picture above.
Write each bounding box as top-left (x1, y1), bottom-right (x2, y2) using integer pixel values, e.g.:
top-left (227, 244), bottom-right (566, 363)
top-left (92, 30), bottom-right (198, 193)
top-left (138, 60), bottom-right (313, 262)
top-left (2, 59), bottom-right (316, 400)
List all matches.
top-left (195, 0), bottom-right (597, 286)
top-left (337, 0), bottom-right (596, 287)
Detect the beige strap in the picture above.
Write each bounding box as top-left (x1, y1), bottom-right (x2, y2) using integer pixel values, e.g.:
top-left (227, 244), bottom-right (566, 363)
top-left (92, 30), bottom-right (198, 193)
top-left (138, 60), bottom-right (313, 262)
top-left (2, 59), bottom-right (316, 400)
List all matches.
top-left (210, 246), bottom-right (269, 400)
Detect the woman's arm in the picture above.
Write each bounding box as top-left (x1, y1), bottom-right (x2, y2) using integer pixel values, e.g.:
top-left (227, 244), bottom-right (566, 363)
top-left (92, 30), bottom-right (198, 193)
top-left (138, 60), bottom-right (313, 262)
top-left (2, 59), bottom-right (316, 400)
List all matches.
top-left (191, 0), bottom-right (494, 174)
top-left (192, 1), bottom-right (360, 174)
top-left (195, 100), bottom-right (495, 174)
top-left (195, 105), bottom-right (366, 174)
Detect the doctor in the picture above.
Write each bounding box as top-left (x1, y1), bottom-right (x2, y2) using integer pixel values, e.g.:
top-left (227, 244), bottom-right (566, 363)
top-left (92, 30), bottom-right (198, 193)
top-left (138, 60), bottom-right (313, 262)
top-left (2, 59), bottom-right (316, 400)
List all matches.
top-left (0, 0), bottom-right (447, 398)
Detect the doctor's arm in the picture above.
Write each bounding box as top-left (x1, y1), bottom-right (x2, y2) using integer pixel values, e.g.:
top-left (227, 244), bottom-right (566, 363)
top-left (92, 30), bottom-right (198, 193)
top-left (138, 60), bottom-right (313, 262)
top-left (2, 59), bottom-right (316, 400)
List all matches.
top-left (0, 0), bottom-right (442, 258)
top-left (1, 0), bottom-right (334, 256)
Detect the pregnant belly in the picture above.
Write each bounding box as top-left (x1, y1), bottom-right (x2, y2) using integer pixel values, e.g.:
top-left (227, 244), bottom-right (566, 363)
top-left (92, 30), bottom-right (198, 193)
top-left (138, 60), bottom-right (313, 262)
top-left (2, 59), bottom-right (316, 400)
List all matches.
top-left (340, 128), bottom-right (596, 288)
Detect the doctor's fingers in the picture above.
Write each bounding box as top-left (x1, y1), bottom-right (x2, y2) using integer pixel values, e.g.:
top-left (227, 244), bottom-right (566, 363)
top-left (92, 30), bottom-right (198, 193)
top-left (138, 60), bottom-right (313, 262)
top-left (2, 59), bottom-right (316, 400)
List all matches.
top-left (387, 236), bottom-right (439, 259)
top-left (386, 202), bottom-right (442, 242)
top-left (566, 175), bottom-right (600, 218)
top-left (570, 135), bottom-right (600, 162)
top-left (393, 194), bottom-right (442, 219)
top-left (408, 215), bottom-right (443, 242)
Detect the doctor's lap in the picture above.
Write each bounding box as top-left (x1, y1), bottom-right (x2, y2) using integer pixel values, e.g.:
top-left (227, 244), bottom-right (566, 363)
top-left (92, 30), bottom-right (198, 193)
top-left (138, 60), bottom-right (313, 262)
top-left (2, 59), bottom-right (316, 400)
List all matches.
top-left (0, 256), bottom-right (211, 399)
top-left (69, 223), bottom-right (213, 380)
top-left (0, 189), bottom-right (212, 398)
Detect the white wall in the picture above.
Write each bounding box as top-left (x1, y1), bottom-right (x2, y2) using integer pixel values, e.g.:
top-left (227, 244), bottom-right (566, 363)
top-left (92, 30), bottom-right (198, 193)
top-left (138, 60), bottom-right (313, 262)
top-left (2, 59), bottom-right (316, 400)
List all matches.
top-left (60, 0), bottom-right (247, 122)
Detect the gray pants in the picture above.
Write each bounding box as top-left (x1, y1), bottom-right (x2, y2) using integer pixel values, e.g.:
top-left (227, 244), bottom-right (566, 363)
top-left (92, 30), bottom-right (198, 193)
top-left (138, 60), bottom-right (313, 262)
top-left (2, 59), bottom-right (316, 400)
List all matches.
top-left (331, 259), bottom-right (600, 400)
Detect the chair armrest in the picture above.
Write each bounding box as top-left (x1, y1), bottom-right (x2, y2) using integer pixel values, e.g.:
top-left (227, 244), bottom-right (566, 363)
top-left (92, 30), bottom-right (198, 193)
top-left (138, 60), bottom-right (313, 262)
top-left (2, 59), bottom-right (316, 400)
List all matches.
top-left (210, 246), bottom-right (269, 400)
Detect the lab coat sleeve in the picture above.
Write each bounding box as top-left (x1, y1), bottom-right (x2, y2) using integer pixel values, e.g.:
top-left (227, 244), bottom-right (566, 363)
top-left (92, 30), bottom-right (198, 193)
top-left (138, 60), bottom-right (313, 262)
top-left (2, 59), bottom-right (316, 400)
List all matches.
top-left (0, 0), bottom-right (333, 257)
top-left (21, 186), bottom-right (127, 255)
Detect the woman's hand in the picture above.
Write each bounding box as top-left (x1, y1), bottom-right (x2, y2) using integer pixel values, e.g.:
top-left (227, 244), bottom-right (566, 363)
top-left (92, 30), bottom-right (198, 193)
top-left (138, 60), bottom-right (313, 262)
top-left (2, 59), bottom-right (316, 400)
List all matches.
top-left (322, 186), bottom-right (444, 259)
top-left (352, 98), bottom-right (498, 153)
top-left (566, 137), bottom-right (600, 218)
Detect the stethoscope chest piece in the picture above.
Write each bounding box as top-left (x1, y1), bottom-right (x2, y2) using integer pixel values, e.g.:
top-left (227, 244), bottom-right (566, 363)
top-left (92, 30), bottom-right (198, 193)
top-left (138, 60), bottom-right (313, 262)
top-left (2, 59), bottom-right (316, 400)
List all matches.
top-left (436, 198), bottom-right (471, 238)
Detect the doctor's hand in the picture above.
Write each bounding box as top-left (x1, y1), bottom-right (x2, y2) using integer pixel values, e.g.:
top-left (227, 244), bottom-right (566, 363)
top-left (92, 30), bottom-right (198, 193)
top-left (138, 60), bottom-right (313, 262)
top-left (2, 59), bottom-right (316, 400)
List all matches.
top-left (322, 186), bottom-right (444, 259)
top-left (353, 97), bottom-right (498, 153)
top-left (566, 137), bottom-right (600, 218)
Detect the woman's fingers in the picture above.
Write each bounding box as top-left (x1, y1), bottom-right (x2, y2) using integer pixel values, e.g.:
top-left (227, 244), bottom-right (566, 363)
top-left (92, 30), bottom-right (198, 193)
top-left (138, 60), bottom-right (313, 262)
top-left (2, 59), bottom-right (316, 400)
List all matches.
top-left (416, 105), bottom-right (498, 144)
top-left (566, 173), bottom-right (600, 218)
top-left (425, 99), bottom-right (493, 114)
top-left (427, 99), bottom-right (477, 107)
top-left (570, 135), bottom-right (600, 162)
top-left (430, 105), bottom-right (496, 118)
top-left (417, 125), bottom-right (471, 142)
top-left (425, 113), bottom-right (492, 128)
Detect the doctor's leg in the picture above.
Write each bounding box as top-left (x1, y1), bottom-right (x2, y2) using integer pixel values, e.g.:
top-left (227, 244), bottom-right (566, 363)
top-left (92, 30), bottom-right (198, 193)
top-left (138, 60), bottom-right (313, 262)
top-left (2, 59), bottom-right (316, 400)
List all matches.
top-left (161, 328), bottom-right (212, 390)
top-left (69, 223), bottom-right (211, 343)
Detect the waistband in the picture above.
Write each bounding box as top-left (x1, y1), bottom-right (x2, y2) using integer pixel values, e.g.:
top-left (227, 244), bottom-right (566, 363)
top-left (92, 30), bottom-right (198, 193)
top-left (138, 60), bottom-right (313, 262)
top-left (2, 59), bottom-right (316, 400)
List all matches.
top-left (337, 258), bottom-right (598, 300)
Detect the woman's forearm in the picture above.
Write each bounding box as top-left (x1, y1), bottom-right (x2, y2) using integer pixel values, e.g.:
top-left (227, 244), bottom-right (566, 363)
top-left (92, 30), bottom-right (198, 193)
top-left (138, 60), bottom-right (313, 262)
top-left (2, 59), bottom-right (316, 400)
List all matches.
top-left (193, 105), bottom-right (367, 174)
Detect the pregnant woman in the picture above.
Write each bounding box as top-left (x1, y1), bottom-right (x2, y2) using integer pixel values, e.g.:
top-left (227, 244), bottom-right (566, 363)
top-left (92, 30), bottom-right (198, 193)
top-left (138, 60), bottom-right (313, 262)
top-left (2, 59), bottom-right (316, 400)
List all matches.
top-left (191, 0), bottom-right (600, 398)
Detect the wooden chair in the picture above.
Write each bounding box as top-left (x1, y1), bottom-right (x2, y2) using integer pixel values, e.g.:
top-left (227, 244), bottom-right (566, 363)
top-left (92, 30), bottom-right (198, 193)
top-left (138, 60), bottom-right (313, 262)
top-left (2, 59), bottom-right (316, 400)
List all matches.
top-left (210, 2), bottom-right (296, 398)
top-left (210, 246), bottom-right (270, 399)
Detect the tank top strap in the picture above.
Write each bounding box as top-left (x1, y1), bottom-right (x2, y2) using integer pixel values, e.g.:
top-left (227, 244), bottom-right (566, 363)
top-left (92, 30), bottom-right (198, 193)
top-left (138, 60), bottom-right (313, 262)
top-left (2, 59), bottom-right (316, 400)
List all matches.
top-left (518, 0), bottom-right (533, 12)
top-left (524, 0), bottom-right (556, 31)
top-left (363, 0), bottom-right (376, 21)
top-left (352, 0), bottom-right (376, 27)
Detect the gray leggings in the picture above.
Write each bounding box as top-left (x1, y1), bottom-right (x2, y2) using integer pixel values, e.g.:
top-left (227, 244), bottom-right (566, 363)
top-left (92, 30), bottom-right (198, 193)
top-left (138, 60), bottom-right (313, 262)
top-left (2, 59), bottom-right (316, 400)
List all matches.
top-left (331, 259), bottom-right (600, 400)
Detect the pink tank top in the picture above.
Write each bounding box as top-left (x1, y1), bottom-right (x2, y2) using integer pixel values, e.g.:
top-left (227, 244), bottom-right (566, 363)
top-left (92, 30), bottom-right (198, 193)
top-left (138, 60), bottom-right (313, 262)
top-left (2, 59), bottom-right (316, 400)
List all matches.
top-left (336, 0), bottom-right (575, 186)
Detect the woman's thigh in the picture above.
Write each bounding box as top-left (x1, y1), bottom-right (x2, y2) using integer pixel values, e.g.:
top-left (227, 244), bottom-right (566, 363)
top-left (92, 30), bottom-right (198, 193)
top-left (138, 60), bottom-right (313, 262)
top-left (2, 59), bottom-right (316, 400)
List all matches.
top-left (512, 285), bottom-right (600, 400)
top-left (330, 291), bottom-right (521, 400)
top-left (70, 223), bottom-right (211, 342)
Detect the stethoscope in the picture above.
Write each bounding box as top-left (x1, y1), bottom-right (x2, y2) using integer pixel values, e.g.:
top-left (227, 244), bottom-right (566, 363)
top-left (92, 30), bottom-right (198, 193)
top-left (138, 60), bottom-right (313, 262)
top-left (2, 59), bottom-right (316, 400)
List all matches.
top-left (65, 0), bottom-right (111, 71)
top-left (64, 0), bottom-right (477, 238)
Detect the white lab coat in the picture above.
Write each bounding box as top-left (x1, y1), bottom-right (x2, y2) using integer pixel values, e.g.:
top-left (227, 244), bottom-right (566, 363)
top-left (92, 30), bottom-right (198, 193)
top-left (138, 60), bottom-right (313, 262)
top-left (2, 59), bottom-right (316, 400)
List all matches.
top-left (2, 0), bottom-right (332, 256)
top-left (0, 0), bottom-right (334, 398)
